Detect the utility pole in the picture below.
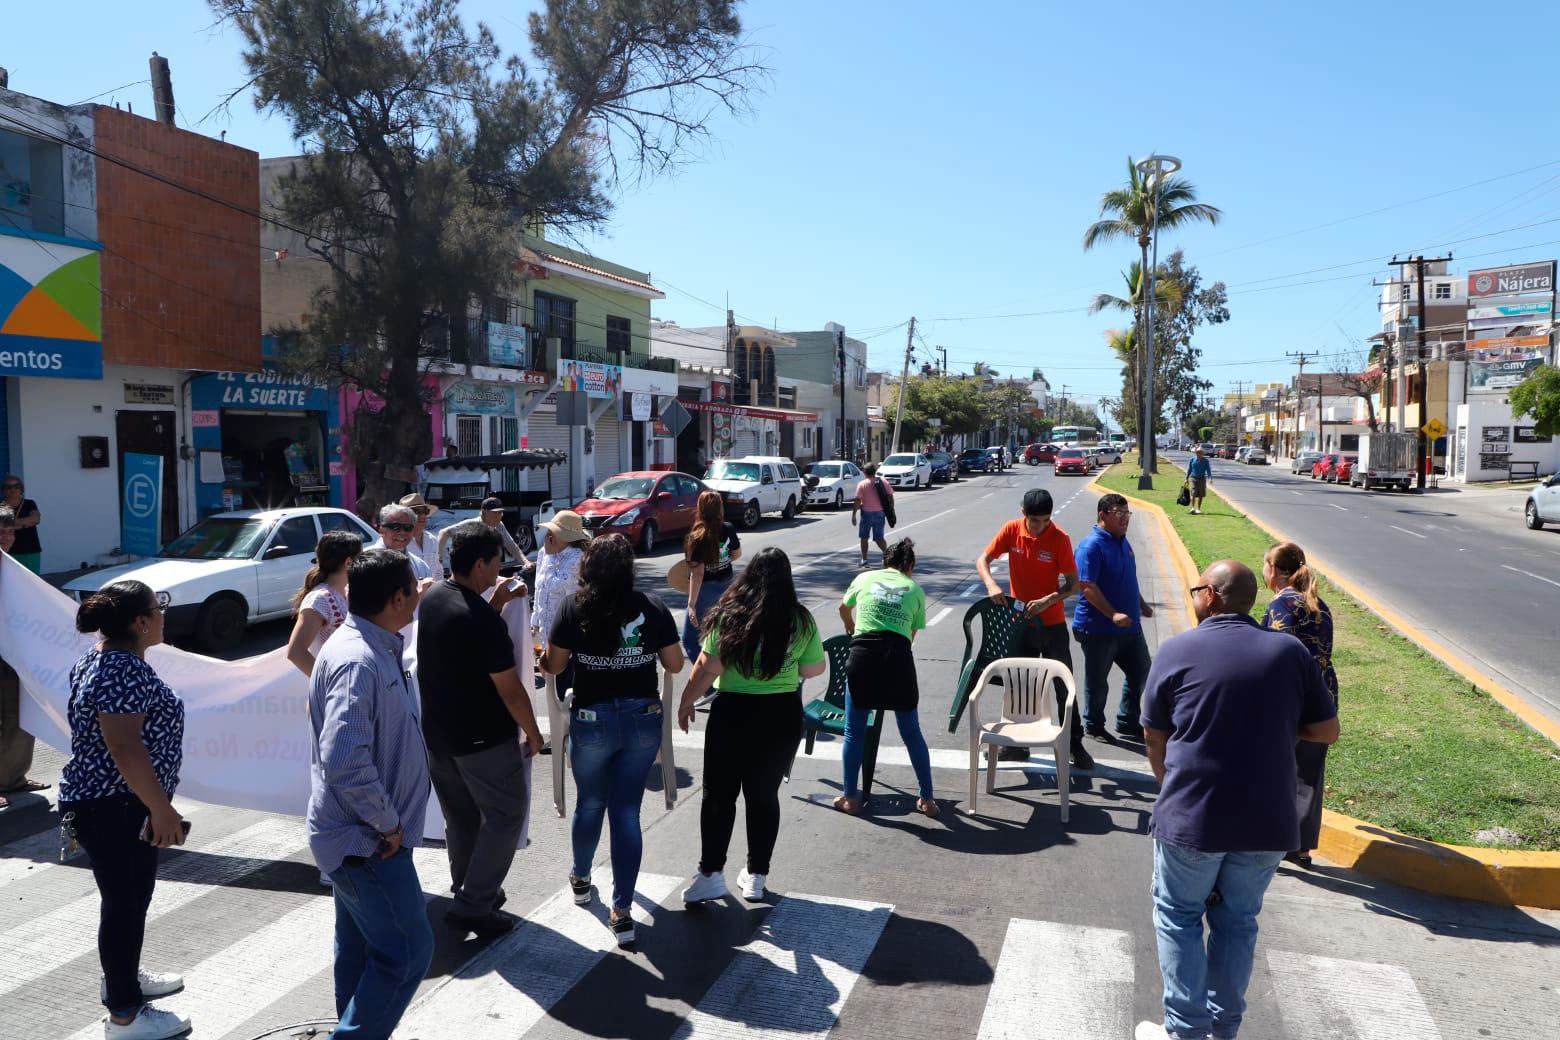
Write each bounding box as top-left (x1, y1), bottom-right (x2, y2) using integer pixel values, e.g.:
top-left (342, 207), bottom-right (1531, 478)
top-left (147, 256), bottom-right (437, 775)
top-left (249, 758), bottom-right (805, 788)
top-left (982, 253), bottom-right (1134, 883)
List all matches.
top-left (891, 317), bottom-right (916, 454)
top-left (1229, 380), bottom-right (1248, 443)
top-left (836, 328), bottom-right (847, 460)
top-left (1388, 254), bottom-right (1452, 491)
top-left (938, 345), bottom-right (948, 377)
top-left (1286, 351), bottom-right (1318, 453)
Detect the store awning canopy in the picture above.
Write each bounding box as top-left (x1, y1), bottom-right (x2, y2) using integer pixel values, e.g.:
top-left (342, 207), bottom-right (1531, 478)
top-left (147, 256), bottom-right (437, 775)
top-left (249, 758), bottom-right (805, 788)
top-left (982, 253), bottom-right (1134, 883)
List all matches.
top-left (682, 400), bottom-right (819, 423)
top-left (423, 448), bottom-right (567, 483)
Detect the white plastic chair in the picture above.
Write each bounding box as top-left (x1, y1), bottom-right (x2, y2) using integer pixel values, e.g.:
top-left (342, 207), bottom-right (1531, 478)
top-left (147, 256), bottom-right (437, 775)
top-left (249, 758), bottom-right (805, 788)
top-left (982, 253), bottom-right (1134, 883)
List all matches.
top-left (548, 671), bottom-right (678, 819)
top-left (965, 657), bottom-right (1078, 821)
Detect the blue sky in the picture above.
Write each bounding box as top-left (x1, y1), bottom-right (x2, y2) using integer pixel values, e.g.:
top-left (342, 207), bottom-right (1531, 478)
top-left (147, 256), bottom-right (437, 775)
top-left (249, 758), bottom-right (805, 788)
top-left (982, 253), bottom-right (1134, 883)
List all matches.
top-left (12, 1), bottom-right (1560, 413)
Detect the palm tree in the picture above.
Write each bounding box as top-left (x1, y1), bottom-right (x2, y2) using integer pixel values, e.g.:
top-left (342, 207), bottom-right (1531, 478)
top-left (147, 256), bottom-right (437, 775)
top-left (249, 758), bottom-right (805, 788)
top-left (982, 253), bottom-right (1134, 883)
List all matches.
top-left (1088, 259), bottom-right (1185, 318)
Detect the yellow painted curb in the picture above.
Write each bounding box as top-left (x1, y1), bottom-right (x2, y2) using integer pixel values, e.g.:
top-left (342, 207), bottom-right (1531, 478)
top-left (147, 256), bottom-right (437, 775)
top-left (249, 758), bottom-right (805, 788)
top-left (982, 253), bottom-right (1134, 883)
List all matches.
top-left (1092, 468), bottom-right (1560, 910)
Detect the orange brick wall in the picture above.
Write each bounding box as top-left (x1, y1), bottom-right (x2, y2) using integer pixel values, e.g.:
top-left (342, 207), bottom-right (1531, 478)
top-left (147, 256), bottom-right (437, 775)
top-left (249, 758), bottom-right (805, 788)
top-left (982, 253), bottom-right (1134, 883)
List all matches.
top-left (92, 106), bottom-right (261, 371)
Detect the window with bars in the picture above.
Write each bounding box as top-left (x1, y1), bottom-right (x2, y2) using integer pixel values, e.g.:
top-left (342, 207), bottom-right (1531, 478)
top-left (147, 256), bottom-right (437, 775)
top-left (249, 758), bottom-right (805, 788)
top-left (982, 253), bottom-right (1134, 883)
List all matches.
top-left (534, 292), bottom-right (576, 356)
top-left (606, 315), bottom-right (631, 355)
top-left (456, 415), bottom-right (483, 458)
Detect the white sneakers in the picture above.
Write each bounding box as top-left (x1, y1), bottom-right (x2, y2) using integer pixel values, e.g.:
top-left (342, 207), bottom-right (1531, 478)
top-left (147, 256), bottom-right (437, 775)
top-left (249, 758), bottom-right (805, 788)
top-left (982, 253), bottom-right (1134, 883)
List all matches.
top-left (682, 871), bottom-right (729, 903)
top-left (103, 1004), bottom-right (190, 1039)
top-left (737, 870), bottom-right (766, 901)
top-left (101, 969), bottom-right (184, 1003)
top-left (1134, 1022), bottom-right (1208, 1040)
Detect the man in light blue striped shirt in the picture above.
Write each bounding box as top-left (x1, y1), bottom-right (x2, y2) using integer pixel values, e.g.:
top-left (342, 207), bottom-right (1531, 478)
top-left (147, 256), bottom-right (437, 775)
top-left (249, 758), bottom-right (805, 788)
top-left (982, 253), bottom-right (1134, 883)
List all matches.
top-left (307, 548), bottom-right (432, 1040)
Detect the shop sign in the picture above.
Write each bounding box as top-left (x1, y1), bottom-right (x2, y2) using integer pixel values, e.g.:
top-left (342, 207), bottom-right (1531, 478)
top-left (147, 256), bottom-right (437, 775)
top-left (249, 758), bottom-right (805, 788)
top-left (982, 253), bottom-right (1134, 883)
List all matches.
top-left (559, 359), bottom-right (621, 400)
top-left (121, 452), bottom-right (164, 557)
top-left (630, 392), bottom-right (653, 421)
top-left (192, 410), bottom-right (219, 428)
top-left (1467, 261), bottom-right (1555, 298)
top-left (620, 366), bottom-right (678, 396)
top-left (1469, 337), bottom-right (1548, 389)
top-left (711, 380), bottom-right (731, 402)
top-left (205, 370), bottom-right (332, 409)
top-left (444, 380), bottom-right (517, 415)
top-left (124, 384), bottom-right (176, 405)
top-left (487, 321), bottom-right (528, 368)
top-left (1466, 299), bottom-right (1552, 321)
top-left (0, 237), bottom-right (104, 380)
top-left (1515, 426), bottom-right (1553, 443)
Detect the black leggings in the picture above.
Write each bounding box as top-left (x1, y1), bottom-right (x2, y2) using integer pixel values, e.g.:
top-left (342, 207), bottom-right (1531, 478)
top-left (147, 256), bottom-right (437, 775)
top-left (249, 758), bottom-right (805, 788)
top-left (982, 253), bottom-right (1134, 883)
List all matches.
top-left (699, 690), bottom-right (802, 876)
top-left (64, 793), bottom-right (162, 1014)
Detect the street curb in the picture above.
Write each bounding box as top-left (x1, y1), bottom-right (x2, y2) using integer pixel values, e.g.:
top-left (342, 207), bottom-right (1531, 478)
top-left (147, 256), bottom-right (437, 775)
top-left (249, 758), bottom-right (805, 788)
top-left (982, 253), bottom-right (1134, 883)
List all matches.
top-left (1091, 473), bottom-right (1560, 911)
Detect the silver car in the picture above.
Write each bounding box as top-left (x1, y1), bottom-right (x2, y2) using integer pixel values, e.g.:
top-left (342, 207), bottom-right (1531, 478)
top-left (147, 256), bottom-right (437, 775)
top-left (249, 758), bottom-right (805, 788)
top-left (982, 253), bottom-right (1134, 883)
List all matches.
top-left (1245, 447), bottom-right (1268, 465)
top-left (1291, 451), bottom-right (1323, 475)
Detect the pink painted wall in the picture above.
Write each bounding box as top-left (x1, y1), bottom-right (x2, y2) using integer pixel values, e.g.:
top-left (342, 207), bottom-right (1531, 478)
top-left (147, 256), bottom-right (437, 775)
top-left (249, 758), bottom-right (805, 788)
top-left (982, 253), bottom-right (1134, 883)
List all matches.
top-left (338, 376), bottom-right (445, 506)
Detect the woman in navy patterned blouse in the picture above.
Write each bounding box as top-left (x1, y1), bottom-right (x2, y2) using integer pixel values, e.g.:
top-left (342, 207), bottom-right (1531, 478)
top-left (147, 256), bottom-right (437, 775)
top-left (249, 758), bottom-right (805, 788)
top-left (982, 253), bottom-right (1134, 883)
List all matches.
top-left (58, 581), bottom-right (191, 1040)
top-left (1260, 542), bottom-right (1336, 869)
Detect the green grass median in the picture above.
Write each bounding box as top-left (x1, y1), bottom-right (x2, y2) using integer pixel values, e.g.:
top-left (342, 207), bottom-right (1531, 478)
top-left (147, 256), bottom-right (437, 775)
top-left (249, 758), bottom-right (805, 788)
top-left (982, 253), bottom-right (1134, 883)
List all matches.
top-left (1099, 456), bottom-right (1560, 852)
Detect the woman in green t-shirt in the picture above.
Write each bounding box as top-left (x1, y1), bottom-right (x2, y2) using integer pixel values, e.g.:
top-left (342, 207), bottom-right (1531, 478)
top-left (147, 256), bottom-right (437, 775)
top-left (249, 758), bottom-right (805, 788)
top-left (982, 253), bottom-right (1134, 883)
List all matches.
top-left (677, 548), bottom-right (825, 904)
top-left (832, 538), bottom-right (936, 818)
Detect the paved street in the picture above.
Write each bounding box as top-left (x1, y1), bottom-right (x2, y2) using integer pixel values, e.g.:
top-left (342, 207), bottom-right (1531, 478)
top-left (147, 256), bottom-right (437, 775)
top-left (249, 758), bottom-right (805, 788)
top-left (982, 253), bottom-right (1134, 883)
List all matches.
top-left (1181, 452), bottom-right (1560, 727)
top-left (3, 466), bottom-right (1559, 1040)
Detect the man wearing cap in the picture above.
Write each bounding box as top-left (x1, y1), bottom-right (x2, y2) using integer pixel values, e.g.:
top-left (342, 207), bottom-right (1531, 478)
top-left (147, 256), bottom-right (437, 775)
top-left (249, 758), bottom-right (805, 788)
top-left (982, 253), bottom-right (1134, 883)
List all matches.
top-left (975, 488), bottom-right (1091, 770)
top-left (437, 496), bottom-right (525, 571)
top-left (398, 493), bottom-right (445, 580)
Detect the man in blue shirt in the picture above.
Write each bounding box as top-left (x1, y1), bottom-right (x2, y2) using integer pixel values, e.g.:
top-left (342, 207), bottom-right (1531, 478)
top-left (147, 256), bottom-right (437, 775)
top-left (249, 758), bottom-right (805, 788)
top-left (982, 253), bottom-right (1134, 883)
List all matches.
top-left (1072, 493), bottom-right (1154, 743)
top-left (308, 548), bottom-right (433, 1040)
top-left (1185, 446), bottom-right (1212, 514)
top-left (1134, 560), bottom-right (1339, 1040)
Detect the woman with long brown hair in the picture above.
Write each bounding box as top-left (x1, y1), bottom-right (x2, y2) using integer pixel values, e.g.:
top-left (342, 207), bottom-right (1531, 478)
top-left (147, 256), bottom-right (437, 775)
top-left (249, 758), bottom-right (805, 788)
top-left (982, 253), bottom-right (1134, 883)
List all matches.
top-left (677, 547), bottom-right (824, 904)
top-left (1260, 541), bottom-right (1337, 868)
top-left (285, 530), bottom-right (363, 677)
top-left (680, 490), bottom-right (742, 663)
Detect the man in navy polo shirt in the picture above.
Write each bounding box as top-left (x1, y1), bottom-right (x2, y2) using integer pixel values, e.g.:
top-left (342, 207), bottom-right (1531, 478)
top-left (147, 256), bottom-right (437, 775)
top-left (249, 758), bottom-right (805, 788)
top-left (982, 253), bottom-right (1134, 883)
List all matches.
top-left (1073, 492), bottom-right (1154, 743)
top-left (1134, 560), bottom-right (1339, 1040)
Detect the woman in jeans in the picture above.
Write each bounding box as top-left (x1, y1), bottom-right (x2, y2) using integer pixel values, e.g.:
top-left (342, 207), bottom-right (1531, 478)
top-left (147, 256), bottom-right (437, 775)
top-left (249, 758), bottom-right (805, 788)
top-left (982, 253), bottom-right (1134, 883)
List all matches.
top-left (544, 535), bottom-right (683, 945)
top-left (681, 491), bottom-right (742, 663)
top-left (832, 538), bottom-right (937, 818)
top-left (58, 581), bottom-right (190, 1040)
top-left (285, 529), bottom-right (363, 677)
top-left (1260, 541), bottom-right (1337, 869)
top-left (677, 548), bottom-right (825, 904)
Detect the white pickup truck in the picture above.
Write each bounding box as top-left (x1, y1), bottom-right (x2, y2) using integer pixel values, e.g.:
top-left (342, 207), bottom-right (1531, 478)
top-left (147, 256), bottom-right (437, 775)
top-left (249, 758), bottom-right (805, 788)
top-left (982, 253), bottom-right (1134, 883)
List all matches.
top-left (1352, 432), bottom-right (1416, 491)
top-left (701, 456), bottom-right (804, 528)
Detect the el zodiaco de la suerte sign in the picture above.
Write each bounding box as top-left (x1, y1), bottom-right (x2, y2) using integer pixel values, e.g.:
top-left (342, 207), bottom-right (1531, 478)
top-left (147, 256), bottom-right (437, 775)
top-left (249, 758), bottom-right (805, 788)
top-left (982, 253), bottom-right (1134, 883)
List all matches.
top-left (1467, 261), bottom-right (1556, 299)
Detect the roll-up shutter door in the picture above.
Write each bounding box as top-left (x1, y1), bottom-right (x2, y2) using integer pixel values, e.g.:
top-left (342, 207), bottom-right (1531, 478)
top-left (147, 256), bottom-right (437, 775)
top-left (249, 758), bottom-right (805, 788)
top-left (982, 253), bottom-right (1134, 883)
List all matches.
top-left (593, 414), bottom-right (624, 482)
top-left (525, 409), bottom-right (573, 502)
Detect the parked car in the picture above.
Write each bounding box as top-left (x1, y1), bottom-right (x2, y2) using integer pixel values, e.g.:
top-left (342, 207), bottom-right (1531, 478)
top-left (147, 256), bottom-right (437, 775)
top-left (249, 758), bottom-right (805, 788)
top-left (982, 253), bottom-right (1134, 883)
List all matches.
top-left (1291, 450), bottom-right (1324, 475)
top-left (1054, 447), bottom-right (1091, 475)
top-left (1311, 453), bottom-right (1341, 480)
top-left (1245, 447), bottom-right (1268, 465)
top-left (1024, 443), bottom-right (1057, 465)
top-left (958, 448), bottom-right (991, 473)
top-left (63, 507), bottom-right (380, 651)
top-left (925, 451), bottom-right (957, 483)
top-left (1331, 454), bottom-right (1359, 484)
top-left (570, 471), bottom-right (705, 553)
top-left (702, 456), bottom-right (804, 528)
top-left (984, 446), bottom-right (1008, 471)
top-left (806, 460), bottom-right (863, 508)
top-left (1525, 472), bottom-right (1560, 529)
top-left (879, 452), bottom-right (934, 489)
top-left (1216, 443), bottom-right (1238, 460)
top-left (1234, 446), bottom-right (1251, 463)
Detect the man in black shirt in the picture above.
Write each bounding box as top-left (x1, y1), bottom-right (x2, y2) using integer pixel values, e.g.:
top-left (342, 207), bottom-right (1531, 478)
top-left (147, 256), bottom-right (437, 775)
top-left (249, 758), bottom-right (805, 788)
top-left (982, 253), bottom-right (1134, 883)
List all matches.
top-left (417, 526), bottom-right (543, 937)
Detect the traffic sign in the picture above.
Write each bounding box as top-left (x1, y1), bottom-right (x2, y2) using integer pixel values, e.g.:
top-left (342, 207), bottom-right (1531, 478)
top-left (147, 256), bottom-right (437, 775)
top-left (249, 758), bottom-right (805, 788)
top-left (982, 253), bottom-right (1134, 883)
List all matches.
top-left (1421, 418), bottom-right (1446, 439)
top-left (660, 398), bottom-right (692, 439)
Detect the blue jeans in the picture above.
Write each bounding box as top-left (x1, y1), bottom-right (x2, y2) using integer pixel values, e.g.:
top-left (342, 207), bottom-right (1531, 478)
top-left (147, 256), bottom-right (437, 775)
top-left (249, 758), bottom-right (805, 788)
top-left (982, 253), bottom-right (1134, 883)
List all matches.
top-left (842, 691), bottom-right (934, 800)
top-left (329, 848), bottom-right (434, 1040)
top-left (1075, 627), bottom-right (1152, 731)
top-left (1151, 840), bottom-right (1283, 1039)
top-left (569, 697), bottom-right (664, 910)
top-left (682, 577), bottom-right (729, 662)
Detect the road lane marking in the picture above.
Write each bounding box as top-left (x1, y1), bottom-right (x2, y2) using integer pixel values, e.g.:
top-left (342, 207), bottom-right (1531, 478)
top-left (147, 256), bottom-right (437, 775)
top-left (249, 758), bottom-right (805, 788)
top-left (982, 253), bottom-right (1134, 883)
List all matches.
top-left (1389, 524), bottom-right (1427, 539)
top-left (672, 892), bottom-right (892, 1040)
top-left (1328, 503), bottom-right (1349, 511)
top-left (1290, 490), bottom-right (1303, 496)
top-left (977, 919), bottom-right (1133, 1040)
top-left (980, 492), bottom-right (995, 499)
top-left (397, 873), bottom-right (682, 1037)
top-left (0, 801), bottom-right (211, 887)
top-left (928, 606), bottom-right (953, 626)
top-left (1502, 564), bottom-right (1560, 589)
top-left (1267, 951), bottom-right (1443, 1040)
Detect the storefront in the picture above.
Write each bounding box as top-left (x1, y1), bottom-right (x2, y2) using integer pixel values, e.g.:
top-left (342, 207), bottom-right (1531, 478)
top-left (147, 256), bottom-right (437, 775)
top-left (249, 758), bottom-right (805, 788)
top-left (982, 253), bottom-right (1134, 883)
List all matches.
top-left (620, 365), bottom-right (679, 471)
top-left (683, 397), bottom-right (819, 461)
top-left (190, 369), bottom-right (343, 516)
top-left (440, 368), bottom-right (553, 496)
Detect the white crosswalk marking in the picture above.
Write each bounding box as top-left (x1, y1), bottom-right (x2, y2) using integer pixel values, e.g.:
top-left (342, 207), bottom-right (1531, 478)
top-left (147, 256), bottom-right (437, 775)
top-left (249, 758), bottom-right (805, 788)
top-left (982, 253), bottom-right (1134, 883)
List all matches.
top-left (977, 919), bottom-right (1133, 1039)
top-left (1267, 950), bottom-right (1444, 1040)
top-left (0, 801), bottom-right (212, 887)
top-left (0, 816), bottom-right (306, 1000)
top-left (395, 873), bottom-right (682, 1038)
top-left (671, 892), bottom-right (892, 1039)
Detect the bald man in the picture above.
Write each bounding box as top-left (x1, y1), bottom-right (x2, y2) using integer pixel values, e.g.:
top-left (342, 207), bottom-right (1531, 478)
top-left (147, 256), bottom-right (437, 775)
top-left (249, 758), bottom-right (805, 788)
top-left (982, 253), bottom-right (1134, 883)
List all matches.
top-left (1134, 560), bottom-right (1339, 1040)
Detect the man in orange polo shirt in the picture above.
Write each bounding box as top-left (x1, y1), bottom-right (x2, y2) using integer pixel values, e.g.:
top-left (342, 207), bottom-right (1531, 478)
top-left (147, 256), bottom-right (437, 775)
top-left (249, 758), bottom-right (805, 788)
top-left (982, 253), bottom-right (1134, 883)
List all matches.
top-left (975, 488), bottom-right (1091, 769)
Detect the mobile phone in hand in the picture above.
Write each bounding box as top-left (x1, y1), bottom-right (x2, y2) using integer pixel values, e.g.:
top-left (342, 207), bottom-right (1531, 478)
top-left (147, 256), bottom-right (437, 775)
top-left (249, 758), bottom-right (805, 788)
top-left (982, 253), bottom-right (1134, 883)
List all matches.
top-left (138, 817), bottom-right (193, 843)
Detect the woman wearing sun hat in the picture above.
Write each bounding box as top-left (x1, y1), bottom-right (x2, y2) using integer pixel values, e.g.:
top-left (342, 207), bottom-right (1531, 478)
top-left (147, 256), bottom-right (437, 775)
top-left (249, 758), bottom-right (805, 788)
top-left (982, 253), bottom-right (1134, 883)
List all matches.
top-left (532, 511), bottom-right (592, 711)
top-left (397, 492), bottom-right (444, 580)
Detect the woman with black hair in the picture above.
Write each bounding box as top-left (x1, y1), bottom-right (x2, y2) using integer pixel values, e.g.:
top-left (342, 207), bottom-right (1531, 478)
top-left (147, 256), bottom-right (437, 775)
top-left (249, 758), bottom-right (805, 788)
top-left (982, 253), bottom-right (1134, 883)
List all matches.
top-left (681, 490), bottom-right (742, 662)
top-left (285, 529), bottom-right (363, 677)
top-left (544, 534), bottom-right (683, 945)
top-left (58, 581), bottom-right (191, 1040)
top-left (677, 547), bottom-right (825, 904)
top-left (833, 538), bottom-right (937, 818)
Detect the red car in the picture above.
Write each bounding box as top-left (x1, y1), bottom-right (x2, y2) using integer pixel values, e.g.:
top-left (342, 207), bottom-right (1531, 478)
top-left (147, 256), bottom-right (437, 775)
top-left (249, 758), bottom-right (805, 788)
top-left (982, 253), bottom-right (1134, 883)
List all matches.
top-left (1329, 454), bottom-right (1359, 484)
top-left (571, 470), bottom-right (706, 553)
top-left (1054, 447), bottom-right (1090, 475)
top-left (1311, 453), bottom-right (1340, 480)
top-left (1024, 443), bottom-right (1057, 465)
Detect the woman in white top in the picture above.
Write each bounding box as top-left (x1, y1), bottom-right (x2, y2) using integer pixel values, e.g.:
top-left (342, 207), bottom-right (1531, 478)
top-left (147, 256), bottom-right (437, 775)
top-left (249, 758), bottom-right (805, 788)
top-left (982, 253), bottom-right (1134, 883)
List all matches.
top-left (532, 510), bottom-right (591, 644)
top-left (398, 493), bottom-right (445, 581)
top-left (285, 530), bottom-right (363, 677)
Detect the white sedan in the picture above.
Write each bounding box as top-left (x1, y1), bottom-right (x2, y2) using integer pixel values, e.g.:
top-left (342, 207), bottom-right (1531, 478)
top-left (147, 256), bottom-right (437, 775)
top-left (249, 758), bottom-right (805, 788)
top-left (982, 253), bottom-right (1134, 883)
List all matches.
top-left (879, 452), bottom-right (934, 489)
top-left (63, 507), bottom-right (379, 651)
top-left (806, 460), bottom-right (863, 508)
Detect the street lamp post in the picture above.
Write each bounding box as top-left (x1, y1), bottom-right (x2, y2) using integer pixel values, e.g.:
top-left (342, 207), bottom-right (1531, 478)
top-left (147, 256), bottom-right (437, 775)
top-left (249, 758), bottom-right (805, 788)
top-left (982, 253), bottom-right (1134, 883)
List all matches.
top-left (1135, 153), bottom-right (1181, 491)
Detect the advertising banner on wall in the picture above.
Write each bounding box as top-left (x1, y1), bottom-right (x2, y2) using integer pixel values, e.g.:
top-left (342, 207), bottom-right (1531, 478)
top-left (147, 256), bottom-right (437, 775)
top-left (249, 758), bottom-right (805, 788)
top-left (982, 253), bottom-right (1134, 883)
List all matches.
top-left (444, 380), bottom-right (517, 415)
top-left (1469, 336), bottom-right (1550, 390)
top-left (559, 359), bottom-right (622, 399)
top-left (0, 237), bottom-right (104, 379)
top-left (120, 453), bottom-right (164, 557)
top-left (1467, 299), bottom-right (1553, 321)
top-left (1467, 261), bottom-right (1556, 299)
top-left (486, 321), bottom-right (528, 367)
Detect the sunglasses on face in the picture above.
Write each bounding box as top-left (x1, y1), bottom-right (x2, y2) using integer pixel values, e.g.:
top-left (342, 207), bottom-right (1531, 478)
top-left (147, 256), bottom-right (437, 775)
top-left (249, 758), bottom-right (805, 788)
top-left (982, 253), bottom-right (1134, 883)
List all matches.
top-left (381, 522), bottom-right (415, 533)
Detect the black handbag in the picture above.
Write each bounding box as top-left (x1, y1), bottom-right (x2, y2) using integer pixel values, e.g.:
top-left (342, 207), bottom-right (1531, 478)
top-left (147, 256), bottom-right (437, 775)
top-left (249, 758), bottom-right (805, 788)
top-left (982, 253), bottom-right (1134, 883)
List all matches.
top-left (1176, 484), bottom-right (1191, 507)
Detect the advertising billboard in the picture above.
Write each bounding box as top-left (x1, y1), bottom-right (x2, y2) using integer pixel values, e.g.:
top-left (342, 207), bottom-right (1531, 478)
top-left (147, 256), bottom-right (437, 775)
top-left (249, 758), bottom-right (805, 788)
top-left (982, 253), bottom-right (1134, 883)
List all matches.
top-left (1467, 261), bottom-right (1555, 299)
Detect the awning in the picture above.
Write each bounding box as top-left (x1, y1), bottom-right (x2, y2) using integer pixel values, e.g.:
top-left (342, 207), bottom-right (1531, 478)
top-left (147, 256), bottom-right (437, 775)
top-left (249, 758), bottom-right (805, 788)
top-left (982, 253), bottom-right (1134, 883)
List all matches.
top-left (682, 400), bottom-right (819, 423)
top-left (423, 448), bottom-right (567, 482)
